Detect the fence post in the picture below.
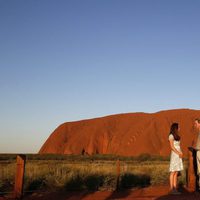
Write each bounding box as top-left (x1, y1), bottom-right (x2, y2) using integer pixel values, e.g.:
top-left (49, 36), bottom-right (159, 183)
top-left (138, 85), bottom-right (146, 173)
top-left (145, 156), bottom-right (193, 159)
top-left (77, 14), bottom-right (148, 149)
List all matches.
top-left (116, 159), bottom-right (120, 190)
top-left (187, 147), bottom-right (196, 192)
top-left (14, 154), bottom-right (26, 199)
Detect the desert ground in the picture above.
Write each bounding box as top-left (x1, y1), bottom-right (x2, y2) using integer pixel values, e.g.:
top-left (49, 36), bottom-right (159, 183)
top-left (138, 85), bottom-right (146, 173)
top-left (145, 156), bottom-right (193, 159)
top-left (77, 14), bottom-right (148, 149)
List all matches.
top-left (1, 185), bottom-right (200, 200)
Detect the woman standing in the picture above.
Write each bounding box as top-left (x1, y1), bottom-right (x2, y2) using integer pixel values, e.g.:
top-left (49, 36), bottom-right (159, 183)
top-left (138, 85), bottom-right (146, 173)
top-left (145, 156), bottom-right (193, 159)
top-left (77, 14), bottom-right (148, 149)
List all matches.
top-left (168, 123), bottom-right (183, 194)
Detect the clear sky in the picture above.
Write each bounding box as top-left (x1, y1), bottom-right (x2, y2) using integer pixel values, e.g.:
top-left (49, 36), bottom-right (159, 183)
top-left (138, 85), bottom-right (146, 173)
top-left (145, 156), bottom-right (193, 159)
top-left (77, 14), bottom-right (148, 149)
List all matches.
top-left (0, 0), bottom-right (200, 153)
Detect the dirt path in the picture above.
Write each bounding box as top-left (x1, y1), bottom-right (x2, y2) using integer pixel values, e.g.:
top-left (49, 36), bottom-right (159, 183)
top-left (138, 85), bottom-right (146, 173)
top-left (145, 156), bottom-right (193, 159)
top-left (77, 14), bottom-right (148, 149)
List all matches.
top-left (2, 186), bottom-right (200, 200)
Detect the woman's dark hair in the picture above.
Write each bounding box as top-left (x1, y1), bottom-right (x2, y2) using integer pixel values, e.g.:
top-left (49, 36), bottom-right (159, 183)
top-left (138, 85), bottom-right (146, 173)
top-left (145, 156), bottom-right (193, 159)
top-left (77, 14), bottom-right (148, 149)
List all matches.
top-left (195, 118), bottom-right (200, 123)
top-left (169, 123), bottom-right (180, 141)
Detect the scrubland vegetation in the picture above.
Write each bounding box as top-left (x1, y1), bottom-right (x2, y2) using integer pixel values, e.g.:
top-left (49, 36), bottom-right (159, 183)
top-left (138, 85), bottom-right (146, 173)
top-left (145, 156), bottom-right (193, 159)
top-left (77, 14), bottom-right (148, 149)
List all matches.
top-left (0, 154), bottom-right (187, 194)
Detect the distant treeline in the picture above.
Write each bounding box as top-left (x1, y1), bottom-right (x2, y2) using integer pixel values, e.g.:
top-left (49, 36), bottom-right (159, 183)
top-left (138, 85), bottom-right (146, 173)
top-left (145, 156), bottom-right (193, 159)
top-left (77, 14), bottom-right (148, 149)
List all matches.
top-left (0, 153), bottom-right (171, 162)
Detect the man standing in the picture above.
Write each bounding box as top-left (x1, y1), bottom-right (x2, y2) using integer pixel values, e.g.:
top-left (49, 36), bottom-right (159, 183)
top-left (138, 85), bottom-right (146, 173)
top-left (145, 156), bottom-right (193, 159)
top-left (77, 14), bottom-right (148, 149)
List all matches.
top-left (194, 118), bottom-right (200, 189)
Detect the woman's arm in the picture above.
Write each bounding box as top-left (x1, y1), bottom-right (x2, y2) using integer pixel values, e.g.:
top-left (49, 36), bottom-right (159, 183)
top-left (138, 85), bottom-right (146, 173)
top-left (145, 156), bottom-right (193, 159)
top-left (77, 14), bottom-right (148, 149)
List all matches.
top-left (169, 139), bottom-right (183, 157)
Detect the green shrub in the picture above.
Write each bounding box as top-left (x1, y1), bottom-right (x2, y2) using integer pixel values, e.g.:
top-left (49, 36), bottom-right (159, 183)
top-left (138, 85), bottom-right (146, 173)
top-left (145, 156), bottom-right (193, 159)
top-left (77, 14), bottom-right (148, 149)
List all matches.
top-left (64, 173), bottom-right (84, 191)
top-left (25, 177), bottom-right (47, 191)
top-left (120, 173), bottom-right (151, 189)
top-left (84, 174), bottom-right (104, 191)
top-left (0, 179), bottom-right (13, 193)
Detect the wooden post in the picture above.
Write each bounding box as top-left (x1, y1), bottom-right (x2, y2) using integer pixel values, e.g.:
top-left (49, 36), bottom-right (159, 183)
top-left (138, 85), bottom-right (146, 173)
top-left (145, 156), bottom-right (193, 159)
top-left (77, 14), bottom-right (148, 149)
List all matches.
top-left (187, 147), bottom-right (196, 192)
top-left (116, 159), bottom-right (120, 190)
top-left (14, 154), bottom-right (26, 199)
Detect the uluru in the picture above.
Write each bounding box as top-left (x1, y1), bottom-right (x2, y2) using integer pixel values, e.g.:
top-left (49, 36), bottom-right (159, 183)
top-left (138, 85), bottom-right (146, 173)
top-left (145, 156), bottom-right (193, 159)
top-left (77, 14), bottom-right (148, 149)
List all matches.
top-left (39, 109), bottom-right (200, 157)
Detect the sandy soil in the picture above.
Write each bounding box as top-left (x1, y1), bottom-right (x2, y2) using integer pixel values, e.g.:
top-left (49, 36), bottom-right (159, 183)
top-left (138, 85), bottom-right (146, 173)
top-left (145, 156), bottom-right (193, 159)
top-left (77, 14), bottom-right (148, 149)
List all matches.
top-left (2, 185), bottom-right (200, 200)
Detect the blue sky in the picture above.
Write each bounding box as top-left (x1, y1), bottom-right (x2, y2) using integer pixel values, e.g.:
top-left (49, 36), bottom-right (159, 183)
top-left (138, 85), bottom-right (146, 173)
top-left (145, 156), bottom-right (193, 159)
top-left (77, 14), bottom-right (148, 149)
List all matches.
top-left (0, 0), bottom-right (200, 153)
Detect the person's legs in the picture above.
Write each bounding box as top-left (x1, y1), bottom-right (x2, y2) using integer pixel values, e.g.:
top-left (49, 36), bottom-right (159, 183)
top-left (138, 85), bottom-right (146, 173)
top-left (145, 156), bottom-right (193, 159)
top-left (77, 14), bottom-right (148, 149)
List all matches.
top-left (172, 171), bottom-right (181, 194)
top-left (169, 172), bottom-right (175, 190)
top-left (173, 171), bottom-right (178, 190)
top-left (169, 171), bottom-right (181, 194)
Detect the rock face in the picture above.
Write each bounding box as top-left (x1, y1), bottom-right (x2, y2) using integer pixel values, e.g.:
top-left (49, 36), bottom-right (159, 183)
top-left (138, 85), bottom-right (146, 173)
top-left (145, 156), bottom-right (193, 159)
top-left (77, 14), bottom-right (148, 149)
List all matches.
top-left (39, 109), bottom-right (200, 157)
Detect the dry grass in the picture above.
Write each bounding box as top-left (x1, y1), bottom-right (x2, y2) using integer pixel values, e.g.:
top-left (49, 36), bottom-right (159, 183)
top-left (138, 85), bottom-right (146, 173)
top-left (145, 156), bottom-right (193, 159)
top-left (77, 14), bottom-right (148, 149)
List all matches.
top-left (0, 158), bottom-right (188, 193)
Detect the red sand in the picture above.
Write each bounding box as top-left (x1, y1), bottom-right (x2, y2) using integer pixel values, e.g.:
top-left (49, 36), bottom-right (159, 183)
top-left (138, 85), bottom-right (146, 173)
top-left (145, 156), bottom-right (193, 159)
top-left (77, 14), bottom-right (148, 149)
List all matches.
top-left (39, 109), bottom-right (200, 157)
top-left (2, 185), bottom-right (200, 200)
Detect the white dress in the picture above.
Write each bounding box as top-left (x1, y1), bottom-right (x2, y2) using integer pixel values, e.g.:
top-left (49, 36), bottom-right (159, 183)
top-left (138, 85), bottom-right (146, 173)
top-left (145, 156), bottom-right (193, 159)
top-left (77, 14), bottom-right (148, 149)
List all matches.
top-left (169, 134), bottom-right (183, 172)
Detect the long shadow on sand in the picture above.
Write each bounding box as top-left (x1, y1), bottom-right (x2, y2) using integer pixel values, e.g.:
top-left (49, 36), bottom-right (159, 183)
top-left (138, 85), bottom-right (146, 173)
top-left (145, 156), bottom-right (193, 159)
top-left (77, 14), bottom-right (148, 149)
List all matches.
top-left (105, 173), bottom-right (151, 200)
top-left (155, 187), bottom-right (200, 200)
top-left (21, 173), bottom-right (151, 200)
